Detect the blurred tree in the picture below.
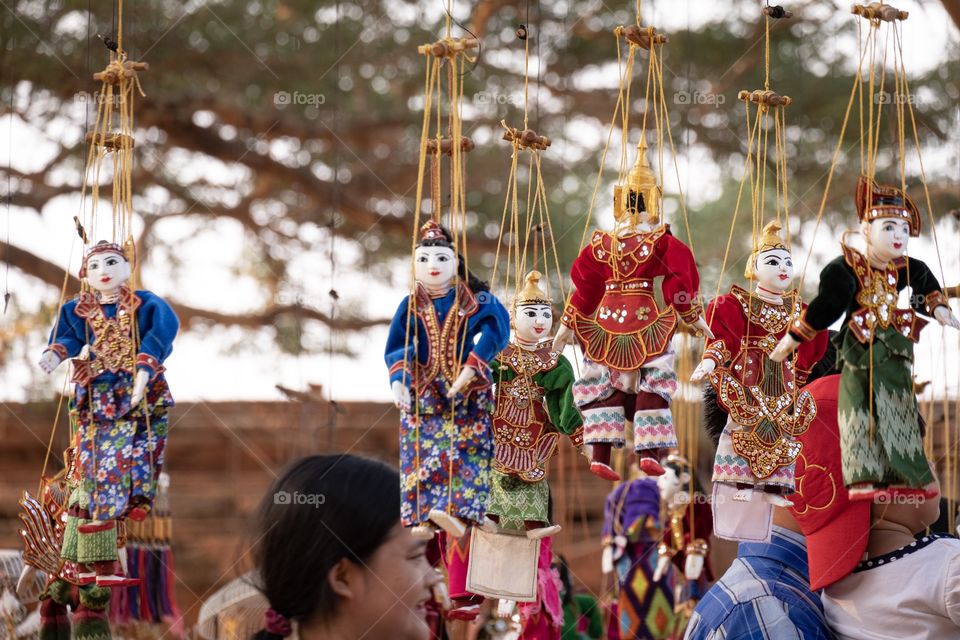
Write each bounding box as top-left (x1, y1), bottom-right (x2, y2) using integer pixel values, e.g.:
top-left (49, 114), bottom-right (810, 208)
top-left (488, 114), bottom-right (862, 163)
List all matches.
top-left (0, 0), bottom-right (957, 354)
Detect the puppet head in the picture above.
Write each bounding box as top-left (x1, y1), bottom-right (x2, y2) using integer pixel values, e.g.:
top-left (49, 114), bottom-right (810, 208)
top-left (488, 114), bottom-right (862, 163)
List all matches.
top-left (857, 176), bottom-right (920, 263)
top-left (614, 139), bottom-right (660, 228)
top-left (80, 241), bottom-right (131, 294)
top-left (414, 221), bottom-right (457, 291)
top-left (745, 221), bottom-right (793, 293)
top-left (513, 270), bottom-right (553, 345)
top-left (657, 452), bottom-right (692, 505)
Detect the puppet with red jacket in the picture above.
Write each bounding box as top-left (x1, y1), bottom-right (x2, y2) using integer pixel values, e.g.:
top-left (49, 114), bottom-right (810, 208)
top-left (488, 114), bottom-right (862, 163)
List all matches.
top-left (691, 222), bottom-right (828, 540)
top-left (553, 140), bottom-right (713, 481)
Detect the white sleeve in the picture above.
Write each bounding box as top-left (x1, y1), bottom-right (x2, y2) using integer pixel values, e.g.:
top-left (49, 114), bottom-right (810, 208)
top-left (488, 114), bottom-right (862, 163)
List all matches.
top-left (944, 552), bottom-right (960, 627)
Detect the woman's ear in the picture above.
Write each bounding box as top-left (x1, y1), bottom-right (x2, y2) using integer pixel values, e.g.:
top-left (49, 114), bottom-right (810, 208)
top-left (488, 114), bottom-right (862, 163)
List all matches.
top-left (326, 557), bottom-right (361, 600)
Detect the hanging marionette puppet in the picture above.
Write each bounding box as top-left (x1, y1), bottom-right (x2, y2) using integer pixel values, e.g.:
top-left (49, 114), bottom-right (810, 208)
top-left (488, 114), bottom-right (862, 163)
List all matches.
top-left (652, 453), bottom-right (713, 620)
top-left (691, 222), bottom-right (828, 538)
top-left (38, 240), bottom-right (179, 588)
top-left (772, 177), bottom-right (960, 500)
top-left (486, 270), bottom-right (584, 539)
top-left (384, 221), bottom-right (510, 539)
top-left (553, 140), bottom-right (713, 482)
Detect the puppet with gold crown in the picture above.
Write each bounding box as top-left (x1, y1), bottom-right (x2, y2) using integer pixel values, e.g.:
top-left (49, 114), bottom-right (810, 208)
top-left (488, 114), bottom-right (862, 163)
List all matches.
top-left (37, 240), bottom-right (179, 588)
top-left (486, 270), bottom-right (584, 539)
top-left (384, 221), bottom-right (511, 540)
top-left (553, 140), bottom-right (712, 482)
top-left (691, 222), bottom-right (827, 538)
top-left (772, 178), bottom-right (959, 501)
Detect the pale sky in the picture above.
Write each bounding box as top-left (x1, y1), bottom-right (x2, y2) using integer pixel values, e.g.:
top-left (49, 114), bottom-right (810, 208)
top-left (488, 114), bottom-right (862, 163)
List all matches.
top-left (0, 0), bottom-right (957, 404)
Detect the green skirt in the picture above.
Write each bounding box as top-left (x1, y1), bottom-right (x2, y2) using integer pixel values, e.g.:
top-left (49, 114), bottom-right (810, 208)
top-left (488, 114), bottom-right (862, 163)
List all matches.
top-left (836, 327), bottom-right (933, 488)
top-left (486, 470), bottom-right (549, 530)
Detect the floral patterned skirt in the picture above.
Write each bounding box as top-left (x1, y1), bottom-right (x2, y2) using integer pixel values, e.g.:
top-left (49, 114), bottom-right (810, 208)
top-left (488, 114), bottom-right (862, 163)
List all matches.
top-left (72, 374), bottom-right (174, 521)
top-left (399, 387), bottom-right (494, 527)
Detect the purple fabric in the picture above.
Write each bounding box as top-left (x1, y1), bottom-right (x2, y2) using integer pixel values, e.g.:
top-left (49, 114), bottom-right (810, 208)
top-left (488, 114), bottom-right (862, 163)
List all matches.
top-left (602, 478), bottom-right (660, 540)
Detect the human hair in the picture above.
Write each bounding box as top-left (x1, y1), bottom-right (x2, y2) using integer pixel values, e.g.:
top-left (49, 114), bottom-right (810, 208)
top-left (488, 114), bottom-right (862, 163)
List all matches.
top-left (251, 454), bottom-right (400, 639)
top-left (416, 224), bottom-right (490, 294)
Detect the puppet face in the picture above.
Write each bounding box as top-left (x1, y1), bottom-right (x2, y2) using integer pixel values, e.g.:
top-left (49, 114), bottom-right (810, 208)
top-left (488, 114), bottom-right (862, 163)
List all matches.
top-left (514, 304), bottom-right (553, 343)
top-left (84, 251), bottom-right (131, 293)
top-left (865, 217), bottom-right (910, 263)
top-left (754, 248), bottom-right (794, 294)
top-left (414, 246), bottom-right (456, 290)
top-left (657, 464), bottom-right (690, 504)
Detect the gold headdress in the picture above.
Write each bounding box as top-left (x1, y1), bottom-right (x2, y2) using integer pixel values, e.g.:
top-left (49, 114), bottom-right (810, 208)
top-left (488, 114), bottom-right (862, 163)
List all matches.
top-left (744, 221), bottom-right (788, 280)
top-left (855, 175), bottom-right (921, 237)
top-left (614, 139), bottom-right (660, 225)
top-left (514, 270), bottom-right (551, 307)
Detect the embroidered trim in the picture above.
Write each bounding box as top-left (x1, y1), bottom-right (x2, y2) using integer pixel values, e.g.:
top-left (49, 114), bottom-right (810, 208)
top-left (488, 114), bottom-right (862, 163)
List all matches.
top-left (678, 302), bottom-right (704, 324)
top-left (561, 302), bottom-right (577, 329)
top-left (135, 353), bottom-right (166, 379)
top-left (925, 290), bottom-right (948, 316)
top-left (73, 286), bottom-right (141, 375)
top-left (853, 534), bottom-right (949, 573)
top-left (842, 244), bottom-right (925, 343)
top-left (729, 284), bottom-right (799, 334)
top-left (46, 343), bottom-right (68, 361)
top-left (790, 315), bottom-right (818, 342)
top-left (702, 339), bottom-right (729, 365)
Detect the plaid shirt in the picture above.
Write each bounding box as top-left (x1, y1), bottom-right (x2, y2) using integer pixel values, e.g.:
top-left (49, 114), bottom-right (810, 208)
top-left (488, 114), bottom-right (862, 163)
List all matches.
top-left (684, 527), bottom-right (834, 640)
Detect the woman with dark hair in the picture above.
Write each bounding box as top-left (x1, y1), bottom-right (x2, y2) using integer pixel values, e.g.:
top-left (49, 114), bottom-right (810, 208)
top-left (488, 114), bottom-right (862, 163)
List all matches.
top-left (384, 220), bottom-right (510, 540)
top-left (251, 454), bottom-right (441, 640)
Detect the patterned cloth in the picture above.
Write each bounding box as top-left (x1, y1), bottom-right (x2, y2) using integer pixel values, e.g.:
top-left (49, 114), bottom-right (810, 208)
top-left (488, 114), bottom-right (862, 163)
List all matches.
top-left (712, 418), bottom-right (794, 489)
top-left (74, 373), bottom-right (173, 521)
top-left (836, 327), bottom-right (932, 488)
top-left (399, 384), bottom-right (495, 526)
top-left (684, 527), bottom-right (832, 640)
top-left (602, 479), bottom-right (677, 639)
top-left (487, 470), bottom-right (548, 529)
top-left (573, 353), bottom-right (678, 451)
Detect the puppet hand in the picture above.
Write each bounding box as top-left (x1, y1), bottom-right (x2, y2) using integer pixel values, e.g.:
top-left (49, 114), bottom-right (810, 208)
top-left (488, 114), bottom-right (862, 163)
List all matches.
top-left (446, 366), bottom-right (477, 398)
top-left (601, 546), bottom-right (614, 575)
top-left (653, 555), bottom-right (672, 582)
top-left (689, 359), bottom-right (716, 383)
top-left (578, 443), bottom-right (592, 461)
top-left (392, 380), bottom-right (412, 412)
top-left (691, 316), bottom-right (715, 340)
top-left (130, 370), bottom-right (150, 407)
top-left (38, 350), bottom-right (62, 374)
top-left (551, 324), bottom-right (575, 352)
top-left (685, 553), bottom-right (705, 581)
top-left (770, 334), bottom-right (800, 362)
top-left (934, 305), bottom-right (960, 330)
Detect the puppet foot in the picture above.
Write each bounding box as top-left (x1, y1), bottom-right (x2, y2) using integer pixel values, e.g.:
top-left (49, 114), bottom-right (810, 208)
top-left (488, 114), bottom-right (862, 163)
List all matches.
top-left (126, 507), bottom-right (149, 522)
top-left (410, 525), bottom-right (436, 540)
top-left (732, 488), bottom-right (755, 503)
top-left (590, 462), bottom-right (621, 482)
top-left (638, 457), bottom-right (665, 476)
top-left (77, 572), bottom-right (97, 585)
top-left (428, 509), bottom-right (467, 539)
top-left (526, 524), bottom-right (561, 540)
top-left (77, 520), bottom-right (113, 535)
top-left (480, 517), bottom-right (499, 534)
top-left (848, 483), bottom-right (884, 502)
top-left (761, 492), bottom-right (793, 507)
top-left (447, 604), bottom-right (480, 621)
top-left (95, 574), bottom-right (140, 588)
top-left (496, 599), bottom-right (515, 618)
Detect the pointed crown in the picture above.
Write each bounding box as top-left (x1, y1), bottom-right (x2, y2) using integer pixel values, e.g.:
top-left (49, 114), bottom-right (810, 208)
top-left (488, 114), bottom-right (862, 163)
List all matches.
top-left (744, 221), bottom-right (788, 280)
top-left (614, 139), bottom-right (660, 224)
top-left (515, 270), bottom-right (551, 307)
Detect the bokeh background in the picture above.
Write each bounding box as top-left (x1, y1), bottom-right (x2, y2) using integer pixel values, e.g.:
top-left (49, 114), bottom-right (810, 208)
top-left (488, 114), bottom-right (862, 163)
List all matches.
top-left (1, 0), bottom-right (959, 634)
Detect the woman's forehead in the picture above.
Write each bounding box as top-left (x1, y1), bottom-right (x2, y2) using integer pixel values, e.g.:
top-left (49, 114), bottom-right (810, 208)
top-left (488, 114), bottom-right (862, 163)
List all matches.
top-left (758, 248), bottom-right (791, 259)
top-left (88, 251), bottom-right (125, 262)
top-left (415, 245), bottom-right (454, 255)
